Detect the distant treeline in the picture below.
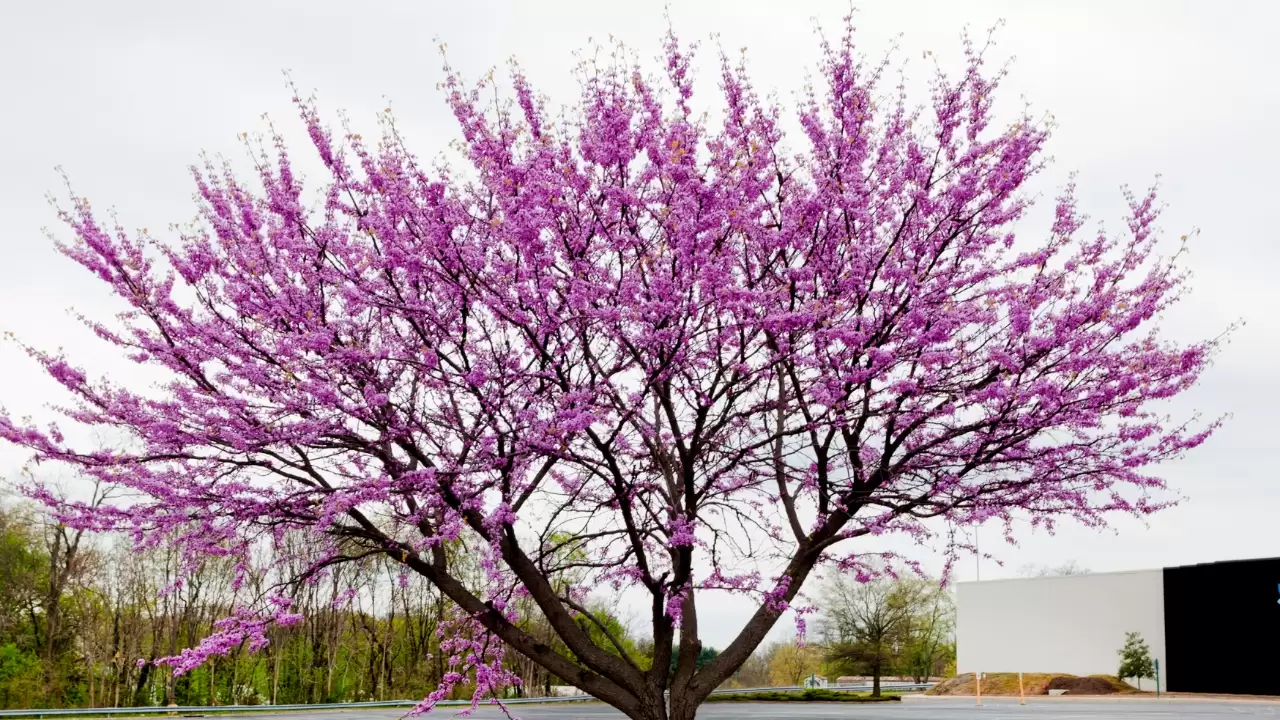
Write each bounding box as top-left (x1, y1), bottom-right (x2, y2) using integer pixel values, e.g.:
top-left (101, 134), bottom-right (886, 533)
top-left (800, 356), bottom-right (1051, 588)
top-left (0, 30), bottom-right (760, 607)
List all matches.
top-left (0, 502), bottom-right (952, 709)
top-left (0, 502), bottom-right (645, 709)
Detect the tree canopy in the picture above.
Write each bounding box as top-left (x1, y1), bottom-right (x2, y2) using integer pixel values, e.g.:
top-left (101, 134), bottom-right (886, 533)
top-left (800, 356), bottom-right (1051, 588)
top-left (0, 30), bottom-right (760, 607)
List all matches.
top-left (818, 574), bottom-right (951, 695)
top-left (1117, 631), bottom-right (1155, 689)
top-left (0, 16), bottom-right (1219, 720)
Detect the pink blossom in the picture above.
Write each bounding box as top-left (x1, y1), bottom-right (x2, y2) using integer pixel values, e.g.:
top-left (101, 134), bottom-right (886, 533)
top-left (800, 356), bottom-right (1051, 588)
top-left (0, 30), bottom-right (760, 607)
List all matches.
top-left (0, 16), bottom-right (1223, 718)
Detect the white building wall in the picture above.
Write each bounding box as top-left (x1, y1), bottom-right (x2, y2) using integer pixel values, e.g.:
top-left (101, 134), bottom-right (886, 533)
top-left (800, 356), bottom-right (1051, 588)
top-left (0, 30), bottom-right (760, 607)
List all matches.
top-left (956, 570), bottom-right (1166, 691)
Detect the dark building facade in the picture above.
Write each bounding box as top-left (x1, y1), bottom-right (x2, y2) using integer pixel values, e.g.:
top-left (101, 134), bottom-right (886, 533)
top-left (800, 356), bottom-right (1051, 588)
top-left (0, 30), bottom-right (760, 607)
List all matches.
top-left (1163, 557), bottom-right (1280, 695)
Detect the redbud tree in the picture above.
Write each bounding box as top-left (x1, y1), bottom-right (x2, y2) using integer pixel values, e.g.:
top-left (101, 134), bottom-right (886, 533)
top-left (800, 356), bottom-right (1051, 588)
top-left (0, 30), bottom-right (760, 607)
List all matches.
top-left (1, 21), bottom-right (1219, 720)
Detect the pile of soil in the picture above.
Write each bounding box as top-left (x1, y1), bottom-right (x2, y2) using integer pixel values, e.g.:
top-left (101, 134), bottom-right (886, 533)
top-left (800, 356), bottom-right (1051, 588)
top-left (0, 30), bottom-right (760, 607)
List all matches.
top-left (927, 676), bottom-right (972, 695)
top-left (926, 673), bottom-right (1138, 697)
top-left (927, 673), bottom-right (1058, 696)
top-left (1045, 676), bottom-right (1119, 695)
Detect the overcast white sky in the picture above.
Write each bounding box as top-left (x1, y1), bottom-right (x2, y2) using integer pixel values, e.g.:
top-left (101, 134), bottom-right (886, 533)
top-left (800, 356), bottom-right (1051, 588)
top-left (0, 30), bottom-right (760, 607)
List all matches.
top-left (1, 0), bottom-right (1278, 649)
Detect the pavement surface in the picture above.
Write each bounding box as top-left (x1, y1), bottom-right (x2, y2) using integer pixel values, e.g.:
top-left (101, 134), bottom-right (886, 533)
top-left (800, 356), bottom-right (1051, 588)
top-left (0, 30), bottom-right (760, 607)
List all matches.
top-left (197, 696), bottom-right (1280, 719)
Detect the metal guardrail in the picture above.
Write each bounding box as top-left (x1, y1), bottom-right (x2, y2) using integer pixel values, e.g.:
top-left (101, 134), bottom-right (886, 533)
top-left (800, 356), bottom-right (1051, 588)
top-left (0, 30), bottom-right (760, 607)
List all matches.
top-left (0, 682), bottom-right (934, 717)
top-left (715, 682), bottom-right (933, 695)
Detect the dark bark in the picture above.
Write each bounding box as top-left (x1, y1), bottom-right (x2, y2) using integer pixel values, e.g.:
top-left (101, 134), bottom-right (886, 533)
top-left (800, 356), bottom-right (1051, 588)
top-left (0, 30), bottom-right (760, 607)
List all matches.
top-left (130, 658), bottom-right (152, 708)
top-left (872, 653), bottom-right (882, 698)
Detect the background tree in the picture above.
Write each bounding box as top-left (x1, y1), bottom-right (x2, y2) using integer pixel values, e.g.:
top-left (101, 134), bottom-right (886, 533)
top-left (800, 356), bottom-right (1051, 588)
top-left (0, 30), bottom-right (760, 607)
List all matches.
top-left (764, 642), bottom-right (822, 687)
top-left (0, 15), bottom-right (1221, 720)
top-left (668, 646), bottom-right (718, 678)
top-left (898, 581), bottom-right (954, 683)
top-left (1117, 631), bottom-right (1154, 690)
top-left (0, 499), bottom-right (666, 709)
top-left (0, 506), bottom-right (46, 707)
top-left (819, 574), bottom-right (919, 697)
top-left (1017, 560), bottom-right (1090, 578)
top-left (725, 650), bottom-right (769, 689)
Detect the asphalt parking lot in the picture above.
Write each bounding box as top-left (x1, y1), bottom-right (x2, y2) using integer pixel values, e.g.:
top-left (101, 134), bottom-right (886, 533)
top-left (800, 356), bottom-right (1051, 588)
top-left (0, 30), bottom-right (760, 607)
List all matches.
top-left (201, 696), bottom-right (1280, 719)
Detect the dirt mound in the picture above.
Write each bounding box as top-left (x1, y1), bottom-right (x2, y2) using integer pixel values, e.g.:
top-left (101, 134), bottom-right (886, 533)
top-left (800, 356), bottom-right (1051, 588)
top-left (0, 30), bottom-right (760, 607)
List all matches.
top-left (1046, 676), bottom-right (1118, 695)
top-left (927, 673), bottom-right (1058, 696)
top-left (926, 673), bottom-right (1138, 697)
top-left (927, 675), bottom-right (973, 695)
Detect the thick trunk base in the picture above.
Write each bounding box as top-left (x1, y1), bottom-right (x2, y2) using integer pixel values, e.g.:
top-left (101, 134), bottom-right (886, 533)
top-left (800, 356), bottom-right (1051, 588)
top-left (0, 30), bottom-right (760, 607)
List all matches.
top-left (626, 698), bottom-right (699, 720)
top-left (662, 705), bottom-right (698, 720)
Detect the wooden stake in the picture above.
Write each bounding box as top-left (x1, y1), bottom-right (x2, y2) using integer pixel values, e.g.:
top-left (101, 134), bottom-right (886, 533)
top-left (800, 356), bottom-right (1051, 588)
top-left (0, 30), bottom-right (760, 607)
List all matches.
top-left (1019, 671), bottom-right (1025, 705)
top-left (976, 671), bottom-right (983, 706)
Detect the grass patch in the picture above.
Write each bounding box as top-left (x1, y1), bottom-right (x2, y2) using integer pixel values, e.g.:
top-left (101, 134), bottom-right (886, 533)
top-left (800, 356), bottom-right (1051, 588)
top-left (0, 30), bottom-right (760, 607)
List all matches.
top-left (706, 689), bottom-right (901, 703)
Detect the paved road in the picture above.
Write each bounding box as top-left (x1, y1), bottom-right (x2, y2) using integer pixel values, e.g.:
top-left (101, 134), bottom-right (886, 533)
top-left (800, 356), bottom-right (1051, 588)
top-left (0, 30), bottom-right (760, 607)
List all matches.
top-left (199, 697), bottom-right (1280, 719)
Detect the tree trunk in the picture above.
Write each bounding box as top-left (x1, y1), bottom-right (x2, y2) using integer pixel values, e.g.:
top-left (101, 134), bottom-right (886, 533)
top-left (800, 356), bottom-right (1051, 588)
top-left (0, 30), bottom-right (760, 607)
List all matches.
top-left (110, 608), bottom-right (122, 708)
top-left (872, 655), bottom-right (882, 698)
top-left (131, 661), bottom-right (152, 707)
top-left (44, 529), bottom-right (63, 667)
top-left (666, 697), bottom-right (699, 720)
top-left (165, 616), bottom-right (178, 706)
top-left (604, 688), bottom-right (687, 720)
top-left (435, 592), bottom-right (446, 689)
top-left (271, 644), bottom-right (281, 705)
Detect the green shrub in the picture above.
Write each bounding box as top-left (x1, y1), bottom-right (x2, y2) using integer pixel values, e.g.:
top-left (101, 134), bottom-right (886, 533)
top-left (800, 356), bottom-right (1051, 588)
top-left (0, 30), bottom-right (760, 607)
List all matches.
top-left (705, 689), bottom-right (900, 703)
